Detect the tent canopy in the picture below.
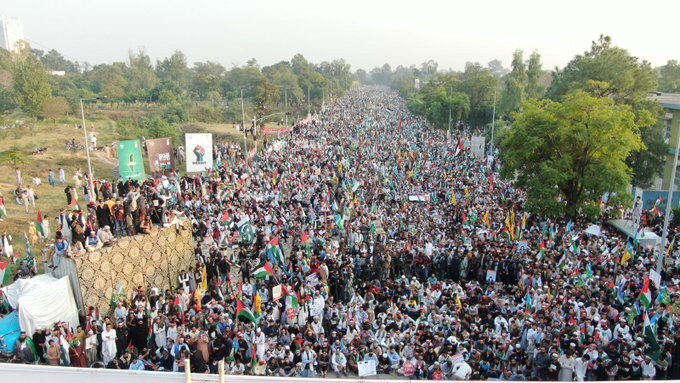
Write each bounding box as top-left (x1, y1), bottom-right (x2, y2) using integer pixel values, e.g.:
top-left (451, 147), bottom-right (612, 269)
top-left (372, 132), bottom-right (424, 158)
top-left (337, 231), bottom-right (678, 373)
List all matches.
top-left (1, 275), bottom-right (79, 335)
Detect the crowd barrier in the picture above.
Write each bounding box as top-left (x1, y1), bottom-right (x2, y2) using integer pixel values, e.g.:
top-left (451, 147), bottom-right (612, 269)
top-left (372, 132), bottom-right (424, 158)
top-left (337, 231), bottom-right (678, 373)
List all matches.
top-left (0, 363), bottom-right (678, 383)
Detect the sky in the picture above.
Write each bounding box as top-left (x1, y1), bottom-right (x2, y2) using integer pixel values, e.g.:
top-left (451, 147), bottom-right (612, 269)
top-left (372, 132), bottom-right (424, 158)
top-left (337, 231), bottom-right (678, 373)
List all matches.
top-left (3, 0), bottom-right (679, 72)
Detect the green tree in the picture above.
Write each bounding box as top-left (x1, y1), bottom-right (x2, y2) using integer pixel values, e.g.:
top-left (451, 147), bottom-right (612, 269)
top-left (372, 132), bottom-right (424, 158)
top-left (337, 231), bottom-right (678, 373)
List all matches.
top-left (658, 60), bottom-right (680, 93)
top-left (156, 50), bottom-right (189, 90)
top-left (459, 62), bottom-right (500, 127)
top-left (87, 63), bottom-right (128, 100)
top-left (526, 51), bottom-right (545, 99)
top-left (12, 57), bottom-right (52, 117)
top-left (190, 61), bottom-right (225, 100)
top-left (501, 50), bottom-right (527, 116)
top-left (253, 77), bottom-right (280, 114)
top-left (500, 91), bottom-right (643, 217)
top-left (40, 96), bottom-right (71, 123)
top-left (125, 49), bottom-right (159, 102)
top-left (0, 147), bottom-right (31, 168)
top-left (547, 35), bottom-right (663, 187)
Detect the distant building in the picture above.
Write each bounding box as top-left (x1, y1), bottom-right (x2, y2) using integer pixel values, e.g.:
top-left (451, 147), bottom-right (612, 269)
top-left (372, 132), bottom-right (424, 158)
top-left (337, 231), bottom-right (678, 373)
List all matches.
top-left (639, 93), bottom-right (680, 209)
top-left (0, 15), bottom-right (24, 53)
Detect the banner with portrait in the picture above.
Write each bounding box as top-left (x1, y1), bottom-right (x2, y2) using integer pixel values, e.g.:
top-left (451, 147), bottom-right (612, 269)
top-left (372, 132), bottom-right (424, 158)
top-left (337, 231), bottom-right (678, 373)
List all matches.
top-left (185, 133), bottom-right (213, 173)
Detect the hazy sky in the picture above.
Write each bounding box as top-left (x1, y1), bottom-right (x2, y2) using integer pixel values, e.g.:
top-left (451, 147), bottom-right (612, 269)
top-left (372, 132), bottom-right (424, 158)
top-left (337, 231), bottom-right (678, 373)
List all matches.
top-left (4, 0), bottom-right (679, 71)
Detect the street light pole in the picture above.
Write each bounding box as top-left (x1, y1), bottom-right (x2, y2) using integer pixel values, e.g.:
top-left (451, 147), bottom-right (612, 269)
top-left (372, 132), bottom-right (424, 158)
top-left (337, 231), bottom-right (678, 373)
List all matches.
top-left (80, 98), bottom-right (96, 200)
top-left (658, 127), bottom-right (680, 272)
top-left (307, 86), bottom-right (311, 117)
top-left (448, 87), bottom-right (452, 144)
top-left (284, 88), bottom-right (288, 127)
top-left (490, 87), bottom-right (497, 156)
top-left (241, 89), bottom-right (247, 159)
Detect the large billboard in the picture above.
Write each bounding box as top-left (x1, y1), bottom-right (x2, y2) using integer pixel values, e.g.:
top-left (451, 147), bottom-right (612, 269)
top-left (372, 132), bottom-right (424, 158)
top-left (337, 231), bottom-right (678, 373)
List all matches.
top-left (146, 137), bottom-right (175, 177)
top-left (185, 133), bottom-right (213, 173)
top-left (118, 140), bottom-right (146, 182)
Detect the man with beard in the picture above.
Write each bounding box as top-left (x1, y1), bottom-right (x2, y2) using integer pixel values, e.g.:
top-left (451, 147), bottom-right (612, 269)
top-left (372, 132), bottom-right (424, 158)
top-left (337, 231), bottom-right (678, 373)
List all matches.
top-left (115, 321), bottom-right (129, 357)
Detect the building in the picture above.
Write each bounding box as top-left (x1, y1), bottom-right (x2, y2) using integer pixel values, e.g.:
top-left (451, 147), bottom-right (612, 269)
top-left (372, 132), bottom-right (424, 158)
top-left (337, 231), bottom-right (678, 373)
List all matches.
top-left (640, 92), bottom-right (680, 209)
top-left (0, 15), bottom-right (24, 53)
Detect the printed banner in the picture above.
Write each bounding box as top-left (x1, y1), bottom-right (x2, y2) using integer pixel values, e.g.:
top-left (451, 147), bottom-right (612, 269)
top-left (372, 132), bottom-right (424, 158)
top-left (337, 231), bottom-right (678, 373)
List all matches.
top-left (146, 137), bottom-right (175, 177)
top-left (118, 140), bottom-right (146, 182)
top-left (272, 284), bottom-right (282, 301)
top-left (185, 133), bottom-right (213, 173)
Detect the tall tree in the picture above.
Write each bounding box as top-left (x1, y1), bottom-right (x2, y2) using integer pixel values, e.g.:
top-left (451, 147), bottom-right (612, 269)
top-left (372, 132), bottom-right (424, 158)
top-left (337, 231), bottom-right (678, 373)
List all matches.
top-left (526, 51), bottom-right (545, 99)
top-left (500, 91), bottom-right (644, 217)
top-left (547, 35), bottom-right (663, 188)
top-left (156, 50), bottom-right (189, 90)
top-left (459, 62), bottom-right (500, 127)
top-left (126, 49), bottom-right (159, 101)
top-left (501, 50), bottom-right (527, 116)
top-left (12, 57), bottom-right (52, 117)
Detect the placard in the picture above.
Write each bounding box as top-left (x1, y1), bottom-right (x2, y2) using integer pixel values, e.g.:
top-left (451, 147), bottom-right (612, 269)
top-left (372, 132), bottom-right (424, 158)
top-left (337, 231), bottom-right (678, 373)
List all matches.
top-left (147, 137), bottom-right (175, 177)
top-left (272, 284), bottom-right (282, 301)
top-left (185, 133), bottom-right (213, 173)
top-left (486, 270), bottom-right (497, 283)
top-left (358, 360), bottom-right (377, 377)
top-left (118, 140), bottom-right (146, 181)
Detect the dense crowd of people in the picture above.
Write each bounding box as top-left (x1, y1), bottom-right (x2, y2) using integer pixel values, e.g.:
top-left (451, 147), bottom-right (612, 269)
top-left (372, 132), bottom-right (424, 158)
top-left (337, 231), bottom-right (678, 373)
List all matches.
top-left (2, 88), bottom-right (680, 381)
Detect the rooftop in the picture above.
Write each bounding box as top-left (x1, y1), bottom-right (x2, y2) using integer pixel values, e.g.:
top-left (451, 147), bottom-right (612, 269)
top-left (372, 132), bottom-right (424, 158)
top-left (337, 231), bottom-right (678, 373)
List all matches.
top-left (649, 92), bottom-right (680, 110)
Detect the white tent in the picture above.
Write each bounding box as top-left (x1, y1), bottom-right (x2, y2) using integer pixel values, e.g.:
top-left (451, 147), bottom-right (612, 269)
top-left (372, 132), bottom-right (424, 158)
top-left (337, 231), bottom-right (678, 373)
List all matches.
top-left (584, 224), bottom-right (603, 237)
top-left (1, 275), bottom-right (79, 334)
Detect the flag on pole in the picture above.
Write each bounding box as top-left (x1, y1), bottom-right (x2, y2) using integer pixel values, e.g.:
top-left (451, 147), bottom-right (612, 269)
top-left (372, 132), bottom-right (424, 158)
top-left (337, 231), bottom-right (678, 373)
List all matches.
top-left (252, 262), bottom-right (274, 280)
top-left (620, 247), bottom-right (632, 265)
top-left (35, 210), bottom-right (45, 238)
top-left (525, 291), bottom-right (533, 312)
top-left (639, 277), bottom-right (652, 309)
top-left (643, 312), bottom-right (662, 361)
top-left (656, 287), bottom-right (671, 306)
top-left (454, 138), bottom-right (464, 156)
top-left (538, 240), bottom-right (546, 260)
top-left (0, 262), bottom-right (9, 285)
top-left (236, 298), bottom-right (258, 323)
top-left (201, 267), bottom-right (208, 291)
top-left (267, 236), bottom-right (285, 265)
top-left (282, 285), bottom-right (299, 309)
top-left (253, 291), bottom-right (262, 316)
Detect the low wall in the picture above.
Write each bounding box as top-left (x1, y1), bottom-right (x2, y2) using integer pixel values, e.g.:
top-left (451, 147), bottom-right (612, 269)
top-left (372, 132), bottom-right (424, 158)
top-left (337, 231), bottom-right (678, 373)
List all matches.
top-left (70, 222), bottom-right (195, 312)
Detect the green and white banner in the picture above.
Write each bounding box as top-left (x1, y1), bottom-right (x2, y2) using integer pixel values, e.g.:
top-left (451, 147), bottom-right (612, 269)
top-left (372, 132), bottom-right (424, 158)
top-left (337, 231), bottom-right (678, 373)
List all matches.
top-left (118, 140), bottom-right (146, 181)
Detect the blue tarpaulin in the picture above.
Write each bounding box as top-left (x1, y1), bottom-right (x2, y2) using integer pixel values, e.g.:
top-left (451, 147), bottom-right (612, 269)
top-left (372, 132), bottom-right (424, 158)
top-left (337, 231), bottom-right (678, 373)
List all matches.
top-left (0, 311), bottom-right (21, 353)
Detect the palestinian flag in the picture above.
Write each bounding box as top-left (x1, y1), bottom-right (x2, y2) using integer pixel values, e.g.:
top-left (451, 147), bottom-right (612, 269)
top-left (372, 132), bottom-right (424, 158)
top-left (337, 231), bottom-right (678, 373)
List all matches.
top-left (69, 198), bottom-right (79, 211)
top-left (537, 240), bottom-right (546, 260)
top-left (639, 277), bottom-right (652, 309)
top-left (0, 262), bottom-right (10, 286)
top-left (643, 312), bottom-right (662, 361)
top-left (282, 285), bottom-right (299, 309)
top-left (301, 232), bottom-right (312, 256)
top-left (35, 210), bottom-right (45, 238)
top-left (267, 236), bottom-right (284, 265)
top-left (236, 298), bottom-right (258, 323)
top-left (252, 262), bottom-right (274, 280)
top-left (454, 138), bottom-right (464, 157)
top-left (220, 211), bottom-right (229, 226)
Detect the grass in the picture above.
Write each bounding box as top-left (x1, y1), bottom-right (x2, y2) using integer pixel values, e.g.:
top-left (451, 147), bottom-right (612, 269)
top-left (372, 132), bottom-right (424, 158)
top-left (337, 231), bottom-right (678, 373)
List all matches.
top-left (0, 113), bottom-right (270, 282)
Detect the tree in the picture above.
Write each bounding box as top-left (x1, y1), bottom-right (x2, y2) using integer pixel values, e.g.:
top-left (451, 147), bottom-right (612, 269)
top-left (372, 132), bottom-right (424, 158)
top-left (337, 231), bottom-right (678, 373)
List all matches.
top-left (87, 63), bottom-right (128, 100)
top-left (253, 77), bottom-right (280, 114)
top-left (500, 91), bottom-right (643, 217)
top-left (526, 51), bottom-right (545, 99)
top-left (0, 147), bottom-right (31, 168)
top-left (40, 96), bottom-right (71, 123)
top-left (501, 50), bottom-right (527, 116)
top-left (487, 59), bottom-right (508, 78)
top-left (546, 35), bottom-right (663, 187)
top-left (12, 57), bottom-right (52, 117)
top-left (156, 50), bottom-right (189, 90)
top-left (658, 60), bottom-right (680, 93)
top-left (459, 62), bottom-right (500, 127)
top-left (125, 49), bottom-right (159, 102)
top-left (190, 61), bottom-right (225, 100)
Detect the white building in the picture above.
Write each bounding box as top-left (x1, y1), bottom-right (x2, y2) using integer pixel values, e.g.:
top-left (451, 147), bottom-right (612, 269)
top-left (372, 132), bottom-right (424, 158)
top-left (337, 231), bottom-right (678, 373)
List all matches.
top-left (0, 15), bottom-right (25, 53)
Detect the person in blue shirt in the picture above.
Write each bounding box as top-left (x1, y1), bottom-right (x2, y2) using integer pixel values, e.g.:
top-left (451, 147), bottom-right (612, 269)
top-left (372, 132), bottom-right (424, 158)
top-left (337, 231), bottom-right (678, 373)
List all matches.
top-left (129, 355), bottom-right (145, 370)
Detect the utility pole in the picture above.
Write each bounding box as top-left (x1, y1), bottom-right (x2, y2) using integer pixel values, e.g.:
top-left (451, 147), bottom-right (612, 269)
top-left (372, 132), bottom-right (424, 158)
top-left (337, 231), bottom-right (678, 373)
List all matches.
top-left (490, 87), bottom-right (497, 156)
top-left (658, 128), bottom-right (680, 272)
top-left (447, 87), bottom-right (452, 144)
top-left (307, 86), bottom-right (311, 117)
top-left (241, 89), bottom-right (247, 159)
top-left (284, 88), bottom-right (288, 127)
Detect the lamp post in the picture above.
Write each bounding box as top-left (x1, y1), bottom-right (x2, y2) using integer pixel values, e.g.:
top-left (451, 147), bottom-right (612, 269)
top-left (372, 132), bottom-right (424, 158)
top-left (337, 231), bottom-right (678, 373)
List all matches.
top-left (241, 89), bottom-right (247, 159)
top-left (488, 86), bottom-right (497, 156)
top-left (79, 96), bottom-right (105, 200)
top-left (658, 124), bottom-right (680, 273)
